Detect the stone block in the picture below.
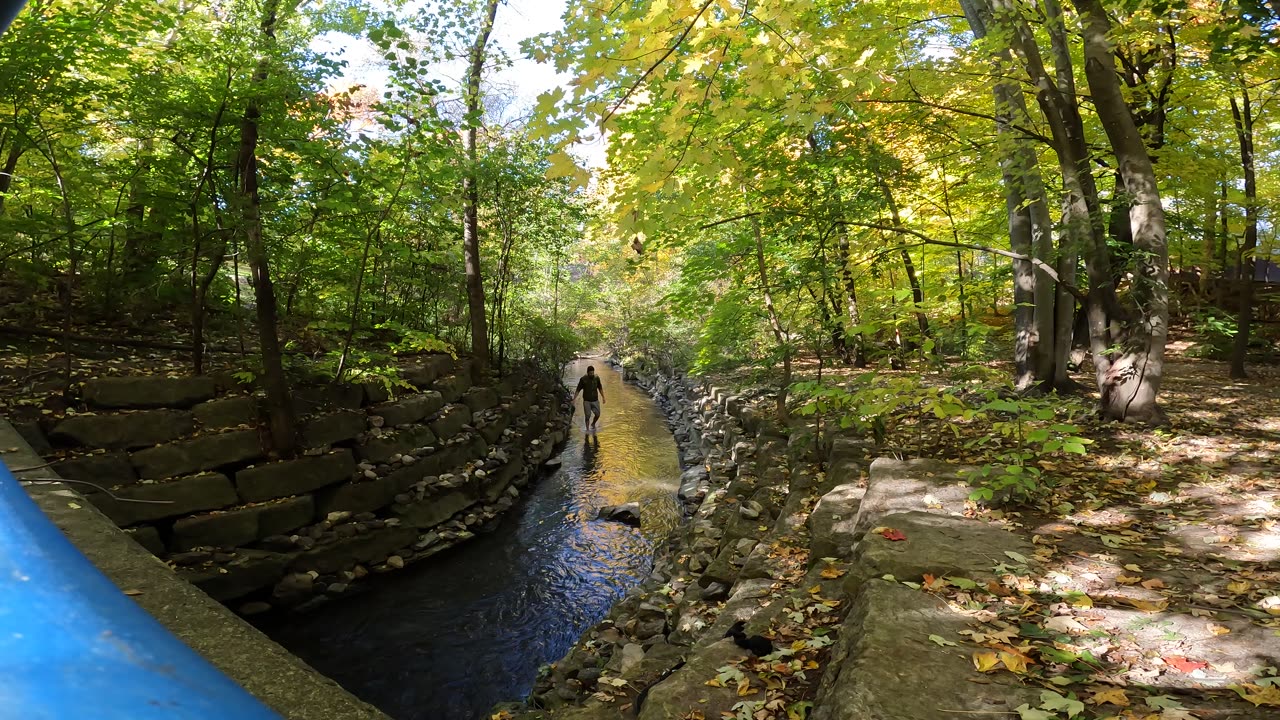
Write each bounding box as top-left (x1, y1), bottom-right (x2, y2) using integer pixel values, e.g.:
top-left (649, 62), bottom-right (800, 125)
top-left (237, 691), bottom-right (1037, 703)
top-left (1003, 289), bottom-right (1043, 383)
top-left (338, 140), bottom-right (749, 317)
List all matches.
top-left (180, 550), bottom-right (291, 602)
top-left (360, 382), bottom-right (390, 405)
top-left (848, 511), bottom-right (1035, 588)
top-left (50, 410), bottom-right (194, 450)
top-left (460, 386), bottom-right (499, 414)
top-left (299, 410), bottom-right (365, 448)
top-left (637, 639), bottom-right (747, 720)
top-left (356, 425), bottom-right (436, 464)
top-left (854, 458), bottom-right (976, 538)
top-left (429, 404), bottom-right (471, 442)
top-left (51, 451), bottom-right (138, 487)
top-left (367, 392), bottom-right (444, 427)
top-left (84, 376), bottom-right (217, 409)
top-left (391, 487), bottom-right (479, 529)
top-left (125, 526), bottom-right (165, 556)
top-left (193, 396), bottom-right (260, 430)
top-left (12, 420), bottom-right (52, 455)
top-left (813, 580), bottom-right (1038, 720)
top-left (433, 374), bottom-right (471, 404)
top-left (289, 527), bottom-right (417, 574)
top-left (235, 450), bottom-right (356, 503)
top-left (316, 476), bottom-right (400, 516)
top-left (130, 429), bottom-right (264, 479)
top-left (291, 383), bottom-right (364, 417)
top-left (172, 510), bottom-right (259, 551)
top-left (257, 495), bottom-right (317, 537)
top-left (88, 473), bottom-right (238, 525)
top-left (400, 354), bottom-right (455, 389)
top-left (807, 483), bottom-right (866, 565)
top-left (477, 412), bottom-right (510, 445)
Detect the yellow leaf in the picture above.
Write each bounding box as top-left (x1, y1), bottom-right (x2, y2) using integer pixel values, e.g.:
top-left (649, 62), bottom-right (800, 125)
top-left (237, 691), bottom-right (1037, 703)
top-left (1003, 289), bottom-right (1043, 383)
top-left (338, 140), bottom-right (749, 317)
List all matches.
top-left (1140, 578), bottom-right (1166, 590)
top-left (1089, 688), bottom-right (1130, 706)
top-left (704, 679), bottom-right (721, 687)
top-left (1071, 594), bottom-right (1094, 608)
top-left (972, 650), bottom-right (1001, 673)
top-left (820, 566), bottom-right (846, 579)
top-left (1208, 623), bottom-right (1231, 636)
top-left (998, 651), bottom-right (1031, 674)
top-left (807, 585), bottom-right (822, 595)
top-left (1124, 597), bottom-right (1169, 613)
top-left (1124, 564), bottom-right (1142, 572)
top-left (1231, 684), bottom-right (1280, 706)
top-left (736, 677), bottom-right (756, 697)
top-left (1227, 581), bottom-right (1251, 594)
top-left (1116, 575), bottom-right (1142, 585)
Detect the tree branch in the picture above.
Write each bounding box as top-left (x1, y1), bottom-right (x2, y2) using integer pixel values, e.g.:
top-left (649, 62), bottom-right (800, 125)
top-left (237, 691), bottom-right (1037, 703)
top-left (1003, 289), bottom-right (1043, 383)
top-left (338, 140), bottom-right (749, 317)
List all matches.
top-left (602, 0), bottom-right (716, 127)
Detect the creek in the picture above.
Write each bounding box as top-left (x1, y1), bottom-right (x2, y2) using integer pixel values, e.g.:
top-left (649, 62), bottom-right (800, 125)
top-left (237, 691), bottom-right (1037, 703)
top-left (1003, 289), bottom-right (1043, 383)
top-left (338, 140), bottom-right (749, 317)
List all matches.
top-left (263, 359), bottom-right (682, 720)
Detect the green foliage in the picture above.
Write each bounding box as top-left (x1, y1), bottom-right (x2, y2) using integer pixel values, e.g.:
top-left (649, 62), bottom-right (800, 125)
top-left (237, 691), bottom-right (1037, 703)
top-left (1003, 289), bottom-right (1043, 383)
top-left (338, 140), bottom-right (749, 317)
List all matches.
top-left (962, 393), bottom-right (1091, 505)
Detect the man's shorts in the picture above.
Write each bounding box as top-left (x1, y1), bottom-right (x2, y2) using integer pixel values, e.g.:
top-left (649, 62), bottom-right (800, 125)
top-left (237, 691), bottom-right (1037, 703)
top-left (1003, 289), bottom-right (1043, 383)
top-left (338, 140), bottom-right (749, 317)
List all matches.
top-left (584, 400), bottom-right (601, 416)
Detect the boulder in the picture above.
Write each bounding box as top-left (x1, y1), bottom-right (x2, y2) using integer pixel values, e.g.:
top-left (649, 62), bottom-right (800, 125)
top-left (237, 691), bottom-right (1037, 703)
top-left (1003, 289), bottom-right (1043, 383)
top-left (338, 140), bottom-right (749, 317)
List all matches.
top-left (12, 420), bottom-right (52, 455)
top-left (316, 476), bottom-right (400, 516)
top-left (289, 526), bottom-right (418, 574)
top-left (192, 396), bottom-right (260, 430)
top-left (597, 502), bottom-right (641, 527)
top-left (51, 451), bottom-right (138, 487)
top-left (356, 424), bottom-right (436, 464)
top-left (88, 473), bottom-right (239, 525)
top-left (812, 580), bottom-right (1038, 720)
top-left (130, 429), bottom-right (264, 479)
top-left (299, 410), bottom-right (366, 448)
top-left (234, 450), bottom-right (356, 503)
top-left (84, 376), bottom-right (216, 409)
top-left (50, 410), bottom-right (194, 450)
top-left (807, 483), bottom-right (866, 565)
top-left (367, 392), bottom-right (444, 428)
top-left (391, 488), bottom-right (479, 529)
top-left (400, 354), bottom-right (455, 389)
top-left (171, 495), bottom-right (316, 551)
top-left (676, 466), bottom-right (709, 502)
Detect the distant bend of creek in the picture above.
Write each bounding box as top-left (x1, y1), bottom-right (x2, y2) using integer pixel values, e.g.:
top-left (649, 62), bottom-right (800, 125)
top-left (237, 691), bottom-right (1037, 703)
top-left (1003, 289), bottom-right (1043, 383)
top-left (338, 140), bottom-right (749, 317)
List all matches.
top-left (262, 359), bottom-right (683, 720)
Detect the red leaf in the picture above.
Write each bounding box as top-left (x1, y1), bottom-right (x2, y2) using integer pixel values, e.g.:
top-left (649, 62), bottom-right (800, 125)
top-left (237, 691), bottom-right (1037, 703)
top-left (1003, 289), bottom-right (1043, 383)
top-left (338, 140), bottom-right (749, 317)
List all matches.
top-left (1165, 656), bottom-right (1208, 673)
top-left (880, 528), bottom-right (907, 541)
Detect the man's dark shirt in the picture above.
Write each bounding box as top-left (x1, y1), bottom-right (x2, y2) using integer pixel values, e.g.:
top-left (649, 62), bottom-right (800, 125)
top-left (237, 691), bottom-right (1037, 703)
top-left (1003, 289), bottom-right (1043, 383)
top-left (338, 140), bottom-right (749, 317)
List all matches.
top-left (576, 375), bottom-right (602, 402)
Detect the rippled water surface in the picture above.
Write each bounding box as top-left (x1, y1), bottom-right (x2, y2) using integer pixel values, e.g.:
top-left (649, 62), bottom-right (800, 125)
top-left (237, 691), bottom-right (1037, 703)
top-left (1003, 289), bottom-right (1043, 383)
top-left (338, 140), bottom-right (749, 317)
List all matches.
top-left (263, 360), bottom-right (681, 720)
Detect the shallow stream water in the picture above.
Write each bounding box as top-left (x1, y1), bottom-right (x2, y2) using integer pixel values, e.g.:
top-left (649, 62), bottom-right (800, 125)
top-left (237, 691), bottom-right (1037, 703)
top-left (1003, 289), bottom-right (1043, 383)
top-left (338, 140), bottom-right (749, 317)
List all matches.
top-left (264, 360), bottom-right (682, 720)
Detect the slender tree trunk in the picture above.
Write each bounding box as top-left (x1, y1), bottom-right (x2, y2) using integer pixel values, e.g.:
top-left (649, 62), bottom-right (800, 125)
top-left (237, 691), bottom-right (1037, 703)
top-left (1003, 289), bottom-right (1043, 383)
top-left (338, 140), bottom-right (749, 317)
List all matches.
top-left (0, 143), bottom-right (22, 214)
top-left (752, 216), bottom-right (790, 422)
top-left (837, 230), bottom-right (867, 367)
top-left (1229, 85), bottom-right (1258, 379)
top-left (874, 174), bottom-right (930, 342)
top-left (462, 0), bottom-right (500, 379)
top-left (236, 0), bottom-right (295, 453)
top-left (1074, 0), bottom-right (1170, 423)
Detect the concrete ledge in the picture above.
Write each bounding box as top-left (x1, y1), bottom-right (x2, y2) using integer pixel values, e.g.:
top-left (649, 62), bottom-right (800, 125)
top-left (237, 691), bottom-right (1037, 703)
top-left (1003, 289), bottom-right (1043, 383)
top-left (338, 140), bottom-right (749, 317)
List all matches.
top-left (1, 418), bottom-right (388, 720)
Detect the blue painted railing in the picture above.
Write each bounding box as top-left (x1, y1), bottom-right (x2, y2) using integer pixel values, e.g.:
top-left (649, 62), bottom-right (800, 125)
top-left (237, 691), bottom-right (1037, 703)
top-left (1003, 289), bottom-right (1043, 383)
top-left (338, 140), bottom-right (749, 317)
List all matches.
top-left (0, 465), bottom-right (282, 719)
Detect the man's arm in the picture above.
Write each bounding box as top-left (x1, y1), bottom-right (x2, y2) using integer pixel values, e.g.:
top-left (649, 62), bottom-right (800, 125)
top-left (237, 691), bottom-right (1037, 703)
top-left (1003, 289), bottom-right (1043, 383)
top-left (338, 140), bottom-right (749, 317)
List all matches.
top-left (598, 378), bottom-right (605, 403)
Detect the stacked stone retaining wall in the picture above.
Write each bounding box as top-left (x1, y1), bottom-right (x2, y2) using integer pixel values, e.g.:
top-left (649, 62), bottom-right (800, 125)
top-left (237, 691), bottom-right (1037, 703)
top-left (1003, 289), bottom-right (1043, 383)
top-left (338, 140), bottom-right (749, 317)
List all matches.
top-left (16, 354), bottom-right (572, 614)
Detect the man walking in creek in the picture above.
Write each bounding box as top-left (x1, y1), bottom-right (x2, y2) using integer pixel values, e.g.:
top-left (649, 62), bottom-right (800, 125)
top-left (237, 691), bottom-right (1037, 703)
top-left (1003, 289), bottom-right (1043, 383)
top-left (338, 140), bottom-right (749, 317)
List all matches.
top-left (573, 365), bottom-right (605, 432)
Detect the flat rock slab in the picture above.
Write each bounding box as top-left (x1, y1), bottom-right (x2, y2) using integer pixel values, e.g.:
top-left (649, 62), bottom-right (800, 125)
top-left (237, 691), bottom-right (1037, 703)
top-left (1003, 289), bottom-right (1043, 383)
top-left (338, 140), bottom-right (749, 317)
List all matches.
top-left (289, 526), bottom-right (418, 575)
top-left (299, 410), bottom-right (366, 448)
top-left (854, 457), bottom-right (977, 539)
top-left (171, 496), bottom-right (316, 551)
top-left (51, 451), bottom-right (138, 487)
top-left (193, 396), bottom-right (260, 430)
top-left (433, 374), bottom-right (471, 404)
top-left (637, 638), bottom-right (747, 720)
top-left (88, 472), bottom-right (240, 526)
top-left (429, 403), bottom-right (471, 441)
top-left (50, 410), bottom-right (194, 450)
top-left (849, 511), bottom-right (1036, 588)
top-left (84, 375), bottom-right (216, 409)
top-left (368, 392), bottom-right (444, 428)
top-left (813, 579), bottom-right (1039, 720)
top-left (808, 482), bottom-right (866, 565)
top-left (131, 429), bottom-right (264, 479)
top-left (235, 450), bottom-right (356, 503)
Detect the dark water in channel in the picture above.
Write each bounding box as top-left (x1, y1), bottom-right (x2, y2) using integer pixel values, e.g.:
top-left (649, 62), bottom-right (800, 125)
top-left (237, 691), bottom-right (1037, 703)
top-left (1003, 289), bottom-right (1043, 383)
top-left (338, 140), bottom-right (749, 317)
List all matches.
top-left (263, 360), bottom-right (682, 720)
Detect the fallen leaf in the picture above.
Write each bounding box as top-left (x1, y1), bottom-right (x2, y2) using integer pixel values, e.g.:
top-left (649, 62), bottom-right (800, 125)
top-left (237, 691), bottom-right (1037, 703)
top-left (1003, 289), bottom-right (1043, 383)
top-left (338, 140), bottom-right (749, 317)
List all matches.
top-left (1117, 575), bottom-right (1143, 585)
top-left (879, 528), bottom-right (907, 541)
top-left (1230, 684), bottom-right (1280, 707)
top-left (928, 634), bottom-right (957, 647)
top-left (819, 566), bottom-right (845, 579)
top-left (1208, 623), bottom-right (1231, 636)
top-left (1141, 578), bottom-right (1167, 590)
top-left (1227, 580), bottom-right (1251, 594)
top-left (1089, 687), bottom-right (1130, 706)
top-left (122, 589), bottom-right (143, 597)
top-left (972, 650), bottom-right (1001, 672)
top-left (1044, 616), bottom-right (1086, 633)
top-left (999, 650), bottom-right (1031, 674)
top-left (1165, 656), bottom-right (1208, 673)
top-left (1125, 597), bottom-right (1169, 612)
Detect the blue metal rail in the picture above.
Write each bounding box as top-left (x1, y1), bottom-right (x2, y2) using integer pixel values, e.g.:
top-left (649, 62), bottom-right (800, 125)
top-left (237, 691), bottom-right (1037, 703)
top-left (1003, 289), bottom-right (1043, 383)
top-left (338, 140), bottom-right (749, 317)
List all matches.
top-left (0, 465), bottom-right (282, 720)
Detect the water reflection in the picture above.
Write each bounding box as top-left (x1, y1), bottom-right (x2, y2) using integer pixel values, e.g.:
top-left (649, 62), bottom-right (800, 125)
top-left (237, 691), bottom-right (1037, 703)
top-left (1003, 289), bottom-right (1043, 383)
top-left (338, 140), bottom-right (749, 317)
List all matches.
top-left (262, 360), bottom-right (682, 720)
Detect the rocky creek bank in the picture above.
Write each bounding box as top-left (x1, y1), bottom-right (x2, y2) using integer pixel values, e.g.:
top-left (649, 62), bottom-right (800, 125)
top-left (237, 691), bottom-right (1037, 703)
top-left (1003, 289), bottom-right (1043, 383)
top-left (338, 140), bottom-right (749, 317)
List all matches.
top-left (17, 354), bottom-right (573, 615)
top-left (493, 363), bottom-right (1042, 720)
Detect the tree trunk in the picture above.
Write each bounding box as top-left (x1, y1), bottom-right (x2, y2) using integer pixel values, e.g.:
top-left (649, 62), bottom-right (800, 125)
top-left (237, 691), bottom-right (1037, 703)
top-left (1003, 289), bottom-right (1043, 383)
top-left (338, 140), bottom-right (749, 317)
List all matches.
top-left (462, 0), bottom-right (500, 379)
top-left (752, 217), bottom-right (790, 422)
top-left (837, 230), bottom-right (867, 367)
top-left (236, 0), bottom-right (295, 453)
top-left (1074, 0), bottom-right (1170, 423)
top-left (1229, 85), bottom-right (1257, 379)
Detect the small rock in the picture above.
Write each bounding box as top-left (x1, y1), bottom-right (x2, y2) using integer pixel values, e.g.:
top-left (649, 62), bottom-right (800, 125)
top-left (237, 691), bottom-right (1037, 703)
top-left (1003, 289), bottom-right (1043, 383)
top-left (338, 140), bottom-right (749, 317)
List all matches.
top-left (474, 468), bottom-right (487, 478)
top-left (212, 552), bottom-right (235, 564)
top-left (328, 582), bottom-right (349, 594)
top-left (170, 551), bottom-right (213, 567)
top-left (401, 455), bottom-right (416, 466)
top-left (597, 502), bottom-right (642, 527)
top-left (352, 565), bottom-right (369, 579)
top-left (369, 415), bottom-right (385, 428)
top-left (296, 536), bottom-right (317, 550)
top-left (394, 493), bottom-right (411, 504)
top-left (384, 518), bottom-right (401, 527)
top-left (387, 555), bottom-right (405, 569)
top-left (260, 535), bottom-right (295, 552)
top-left (363, 469), bottom-right (378, 480)
top-left (619, 643), bottom-right (645, 675)
top-left (354, 512), bottom-right (376, 522)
